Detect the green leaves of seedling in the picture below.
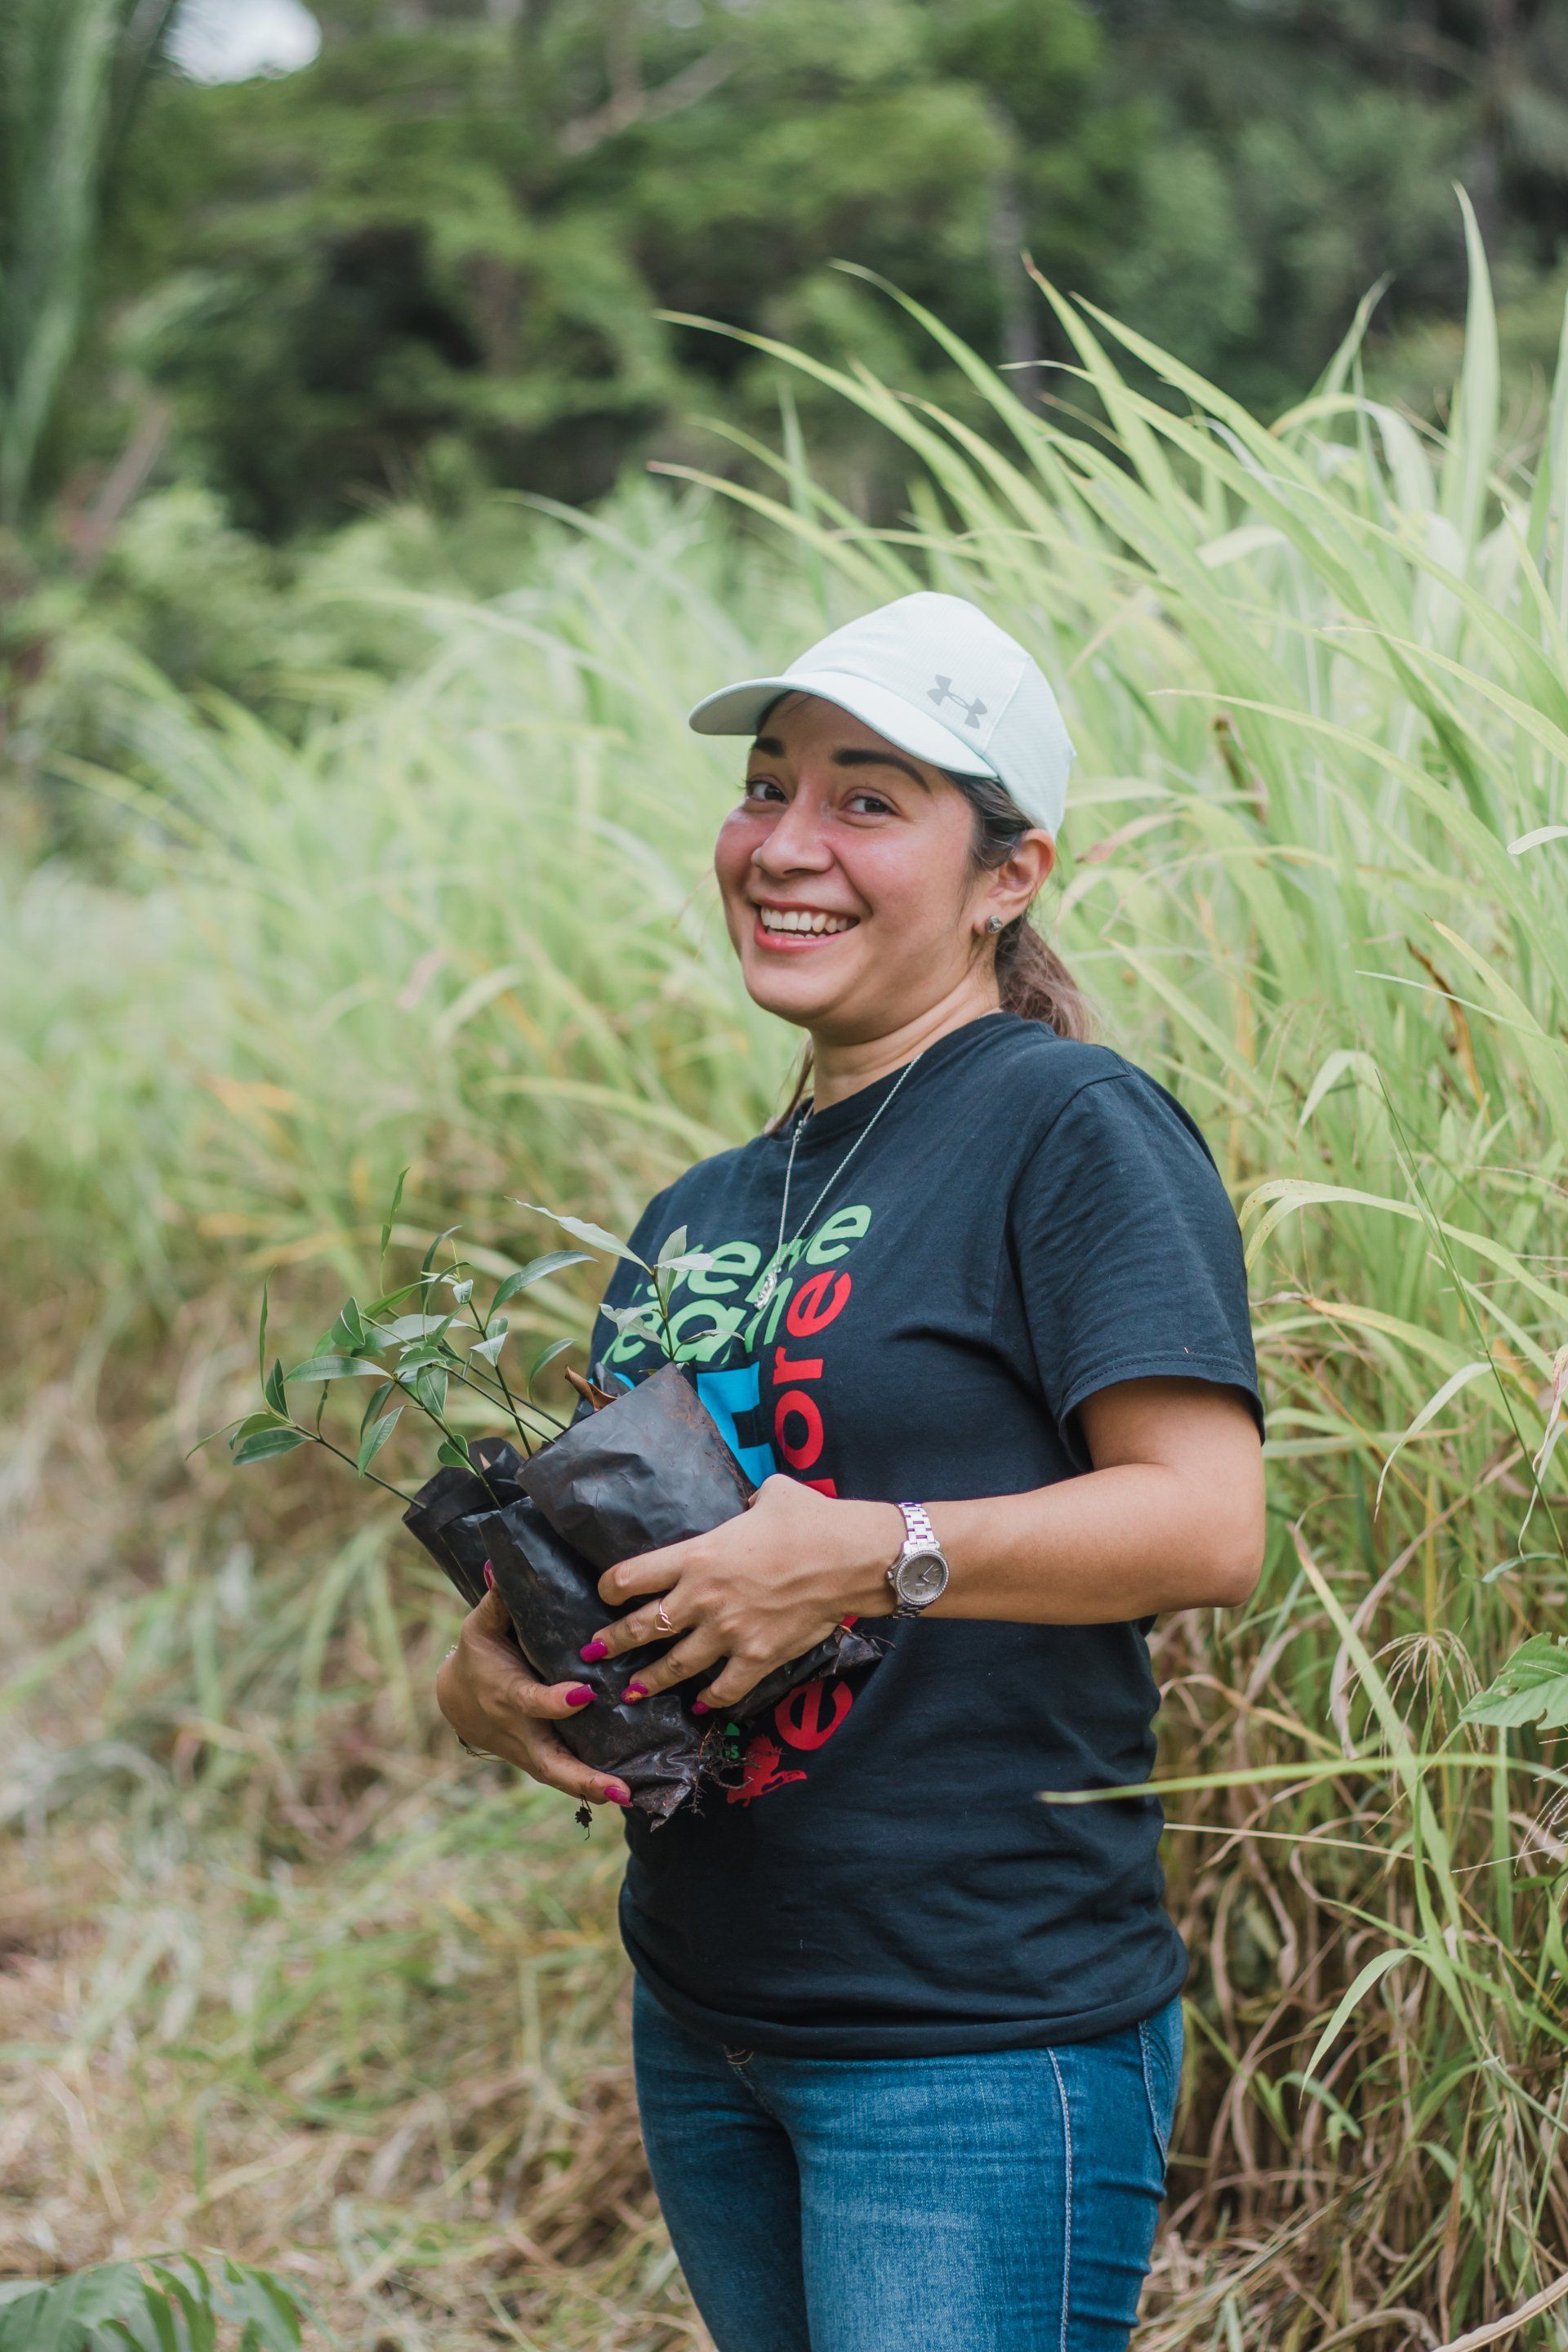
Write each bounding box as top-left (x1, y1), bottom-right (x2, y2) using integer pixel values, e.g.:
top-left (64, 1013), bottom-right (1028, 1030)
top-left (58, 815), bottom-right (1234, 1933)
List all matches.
top-left (520, 1203), bottom-right (641, 1263)
top-left (492, 1250), bottom-right (590, 1309)
top-left (364, 1276), bottom-right (434, 1319)
top-left (470, 1322), bottom-right (508, 1365)
top-left (233, 1426), bottom-right (310, 1466)
top-left (403, 1361), bottom-right (448, 1419)
top-left (358, 1407), bottom-right (402, 1475)
top-left (655, 1223), bottom-right (717, 1278)
top-left (282, 1354), bottom-right (385, 1383)
top-left (374, 1313), bottom-right (452, 1344)
top-left (602, 1300), bottom-right (664, 1348)
top-left (325, 1296), bottom-right (372, 1356)
top-left (212, 1174), bottom-right (629, 1499)
top-left (528, 1336), bottom-right (572, 1396)
top-left (515, 1208), bottom-right (715, 1364)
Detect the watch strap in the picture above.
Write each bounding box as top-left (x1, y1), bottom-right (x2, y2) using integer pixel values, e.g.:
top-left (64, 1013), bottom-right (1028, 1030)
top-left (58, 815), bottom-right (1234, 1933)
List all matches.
top-left (898, 1501), bottom-right (938, 1553)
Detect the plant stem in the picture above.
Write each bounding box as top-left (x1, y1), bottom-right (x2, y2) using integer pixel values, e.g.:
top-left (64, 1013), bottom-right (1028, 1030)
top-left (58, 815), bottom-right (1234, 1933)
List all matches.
top-left (459, 1294), bottom-right (546, 1454)
top-left (651, 1264), bottom-right (679, 1363)
top-left (442, 1352), bottom-right (563, 1438)
top-left (296, 1424), bottom-right (416, 1505)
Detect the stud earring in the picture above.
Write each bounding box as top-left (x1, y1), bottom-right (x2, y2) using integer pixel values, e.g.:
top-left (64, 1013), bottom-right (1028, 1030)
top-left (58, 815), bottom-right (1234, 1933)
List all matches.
top-left (983, 914), bottom-right (1004, 934)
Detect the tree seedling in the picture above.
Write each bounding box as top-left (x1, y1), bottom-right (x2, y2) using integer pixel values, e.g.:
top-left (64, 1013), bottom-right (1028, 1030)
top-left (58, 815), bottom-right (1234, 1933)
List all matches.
top-left (196, 1175), bottom-right (715, 1502)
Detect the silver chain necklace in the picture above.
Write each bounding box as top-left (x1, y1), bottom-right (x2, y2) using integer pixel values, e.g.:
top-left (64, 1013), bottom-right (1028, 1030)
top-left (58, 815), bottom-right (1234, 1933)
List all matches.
top-left (747, 1048), bottom-right (929, 1310)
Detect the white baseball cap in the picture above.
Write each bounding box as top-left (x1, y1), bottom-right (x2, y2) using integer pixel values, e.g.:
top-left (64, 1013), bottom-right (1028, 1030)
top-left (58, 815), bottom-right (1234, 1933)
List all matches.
top-left (686, 590), bottom-right (1076, 834)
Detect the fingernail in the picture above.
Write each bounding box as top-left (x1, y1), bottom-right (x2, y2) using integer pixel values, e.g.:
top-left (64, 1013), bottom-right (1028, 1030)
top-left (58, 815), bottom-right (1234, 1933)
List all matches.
top-left (579, 1637), bottom-right (608, 1662)
top-left (691, 1699), bottom-right (710, 1716)
top-left (623, 1680), bottom-right (647, 1701)
top-left (567, 1685), bottom-right (595, 1707)
top-left (483, 1560), bottom-right (495, 1590)
top-left (602, 1784), bottom-right (631, 1806)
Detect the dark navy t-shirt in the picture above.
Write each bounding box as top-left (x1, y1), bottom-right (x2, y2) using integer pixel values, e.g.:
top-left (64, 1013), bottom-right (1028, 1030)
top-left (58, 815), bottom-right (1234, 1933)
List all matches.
top-left (586, 1010), bottom-right (1263, 2058)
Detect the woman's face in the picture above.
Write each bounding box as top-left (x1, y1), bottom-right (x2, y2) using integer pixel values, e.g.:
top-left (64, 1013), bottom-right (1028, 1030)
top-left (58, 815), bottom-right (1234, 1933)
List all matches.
top-left (713, 691), bottom-right (1030, 1045)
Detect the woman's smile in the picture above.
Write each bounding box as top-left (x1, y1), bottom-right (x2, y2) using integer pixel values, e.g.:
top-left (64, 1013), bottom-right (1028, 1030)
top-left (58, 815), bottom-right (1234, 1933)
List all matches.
top-left (713, 690), bottom-right (1012, 1048)
top-left (751, 898), bottom-right (860, 949)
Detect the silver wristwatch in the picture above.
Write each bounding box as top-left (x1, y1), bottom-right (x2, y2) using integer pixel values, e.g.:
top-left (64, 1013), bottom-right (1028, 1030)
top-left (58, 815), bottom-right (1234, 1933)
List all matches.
top-left (886, 1502), bottom-right (950, 1619)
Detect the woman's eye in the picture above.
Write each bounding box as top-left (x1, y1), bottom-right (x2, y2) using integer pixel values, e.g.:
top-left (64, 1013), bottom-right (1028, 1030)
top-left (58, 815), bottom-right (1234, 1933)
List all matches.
top-left (743, 776), bottom-right (786, 804)
top-left (846, 790), bottom-right (894, 816)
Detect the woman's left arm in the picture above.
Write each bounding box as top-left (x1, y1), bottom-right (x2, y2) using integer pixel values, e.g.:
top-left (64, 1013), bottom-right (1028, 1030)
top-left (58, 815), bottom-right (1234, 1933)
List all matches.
top-left (589, 1374), bottom-right (1266, 1713)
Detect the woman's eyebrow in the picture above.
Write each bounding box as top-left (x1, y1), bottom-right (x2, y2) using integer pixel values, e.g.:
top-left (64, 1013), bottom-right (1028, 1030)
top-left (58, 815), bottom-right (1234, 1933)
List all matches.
top-left (831, 746), bottom-right (929, 789)
top-left (746, 734), bottom-right (929, 790)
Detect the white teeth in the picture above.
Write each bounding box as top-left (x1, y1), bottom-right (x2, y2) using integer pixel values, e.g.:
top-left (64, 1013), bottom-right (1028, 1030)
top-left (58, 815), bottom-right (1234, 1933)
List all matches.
top-left (759, 907), bottom-right (853, 935)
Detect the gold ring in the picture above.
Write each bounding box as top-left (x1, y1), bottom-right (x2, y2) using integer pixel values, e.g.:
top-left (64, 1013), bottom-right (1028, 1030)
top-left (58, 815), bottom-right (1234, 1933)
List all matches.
top-left (655, 1600), bottom-right (673, 1634)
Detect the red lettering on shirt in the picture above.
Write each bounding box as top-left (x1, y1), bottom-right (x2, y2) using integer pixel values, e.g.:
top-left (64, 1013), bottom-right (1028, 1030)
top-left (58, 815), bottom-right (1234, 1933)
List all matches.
top-left (771, 1346), bottom-right (823, 1383)
top-left (774, 1388), bottom-right (824, 1470)
top-left (725, 1733), bottom-right (808, 1806)
top-left (774, 1678), bottom-right (853, 1750)
top-left (786, 1271), bottom-right (851, 1337)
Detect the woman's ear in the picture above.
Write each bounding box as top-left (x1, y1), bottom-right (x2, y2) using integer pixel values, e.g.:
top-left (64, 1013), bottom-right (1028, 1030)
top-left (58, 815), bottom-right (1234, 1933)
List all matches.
top-left (974, 829), bottom-right (1055, 933)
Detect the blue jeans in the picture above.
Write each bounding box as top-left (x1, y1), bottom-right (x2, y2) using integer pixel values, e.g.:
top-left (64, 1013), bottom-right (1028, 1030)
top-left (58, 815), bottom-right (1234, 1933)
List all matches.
top-left (631, 1976), bottom-right (1183, 2352)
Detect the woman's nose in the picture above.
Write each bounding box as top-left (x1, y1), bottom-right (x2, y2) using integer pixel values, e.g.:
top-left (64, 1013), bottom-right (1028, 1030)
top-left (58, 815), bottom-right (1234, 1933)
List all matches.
top-left (753, 795), bottom-right (832, 872)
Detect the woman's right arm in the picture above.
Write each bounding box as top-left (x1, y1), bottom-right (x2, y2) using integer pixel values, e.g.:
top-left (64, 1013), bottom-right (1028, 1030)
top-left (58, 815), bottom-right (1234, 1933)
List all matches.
top-left (435, 1584), bottom-right (631, 1808)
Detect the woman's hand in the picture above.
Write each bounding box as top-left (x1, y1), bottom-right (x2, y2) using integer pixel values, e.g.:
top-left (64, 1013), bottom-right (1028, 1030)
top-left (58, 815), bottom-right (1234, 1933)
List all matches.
top-left (585, 1475), bottom-right (902, 1713)
top-left (435, 1584), bottom-right (631, 1809)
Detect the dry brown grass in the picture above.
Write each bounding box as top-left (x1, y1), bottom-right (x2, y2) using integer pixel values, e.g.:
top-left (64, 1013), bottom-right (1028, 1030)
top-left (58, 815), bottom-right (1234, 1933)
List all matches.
top-left (0, 1370), bottom-right (711, 2350)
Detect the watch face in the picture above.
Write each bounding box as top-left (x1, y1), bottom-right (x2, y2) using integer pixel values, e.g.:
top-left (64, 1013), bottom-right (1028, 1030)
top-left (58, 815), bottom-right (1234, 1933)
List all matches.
top-left (895, 1547), bottom-right (949, 1607)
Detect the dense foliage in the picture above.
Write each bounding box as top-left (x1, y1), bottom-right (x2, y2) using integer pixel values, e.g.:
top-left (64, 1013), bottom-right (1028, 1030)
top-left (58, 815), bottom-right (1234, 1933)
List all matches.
top-left (7, 0), bottom-right (1568, 538)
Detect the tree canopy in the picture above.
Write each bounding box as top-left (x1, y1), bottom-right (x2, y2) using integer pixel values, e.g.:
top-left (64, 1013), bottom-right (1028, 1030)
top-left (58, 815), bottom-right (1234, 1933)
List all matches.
top-left (9, 0), bottom-right (1568, 534)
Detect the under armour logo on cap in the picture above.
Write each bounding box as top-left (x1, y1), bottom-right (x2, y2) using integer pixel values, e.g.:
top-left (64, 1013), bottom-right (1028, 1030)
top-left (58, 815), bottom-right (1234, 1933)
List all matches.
top-left (928, 675), bottom-right (987, 728)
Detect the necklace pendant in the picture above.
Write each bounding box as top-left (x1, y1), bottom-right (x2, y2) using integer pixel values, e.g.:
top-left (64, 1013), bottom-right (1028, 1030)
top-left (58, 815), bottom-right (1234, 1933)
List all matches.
top-left (752, 1264), bottom-right (780, 1308)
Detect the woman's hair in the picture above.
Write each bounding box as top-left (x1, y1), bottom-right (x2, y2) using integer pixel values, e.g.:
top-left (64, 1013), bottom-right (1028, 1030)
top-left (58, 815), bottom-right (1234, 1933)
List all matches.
top-left (947, 764), bottom-right (1096, 1041)
top-left (765, 759), bottom-right (1096, 1129)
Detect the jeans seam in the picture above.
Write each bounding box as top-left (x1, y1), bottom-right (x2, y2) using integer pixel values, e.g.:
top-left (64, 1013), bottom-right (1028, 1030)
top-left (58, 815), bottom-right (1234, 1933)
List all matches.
top-left (1046, 2047), bottom-right (1071, 2352)
top-left (1138, 2017), bottom-right (1171, 2171)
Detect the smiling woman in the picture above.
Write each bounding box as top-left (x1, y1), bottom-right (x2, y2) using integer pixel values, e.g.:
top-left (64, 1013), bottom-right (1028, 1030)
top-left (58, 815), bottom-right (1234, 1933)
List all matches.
top-left (722, 692), bottom-right (1047, 1045)
top-left (436, 590), bottom-right (1267, 2352)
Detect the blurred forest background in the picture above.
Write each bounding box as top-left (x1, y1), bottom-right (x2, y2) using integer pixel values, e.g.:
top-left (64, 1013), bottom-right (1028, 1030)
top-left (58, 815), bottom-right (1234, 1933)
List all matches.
top-left (9, 0), bottom-right (1568, 727)
top-left (6, 5), bottom-right (1568, 2351)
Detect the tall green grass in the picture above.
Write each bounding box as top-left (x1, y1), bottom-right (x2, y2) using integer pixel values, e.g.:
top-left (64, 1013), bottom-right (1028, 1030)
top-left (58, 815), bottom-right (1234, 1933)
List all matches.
top-left (4, 217), bottom-right (1568, 2346)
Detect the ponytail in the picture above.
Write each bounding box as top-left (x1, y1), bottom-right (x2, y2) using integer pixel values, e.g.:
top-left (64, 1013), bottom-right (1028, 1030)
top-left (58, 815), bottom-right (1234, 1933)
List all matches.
top-left (991, 909), bottom-right (1096, 1037)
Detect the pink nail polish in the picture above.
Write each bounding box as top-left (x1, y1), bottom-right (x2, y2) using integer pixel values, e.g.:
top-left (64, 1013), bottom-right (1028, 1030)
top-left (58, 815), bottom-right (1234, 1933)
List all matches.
top-left (691, 1699), bottom-right (710, 1716)
top-left (483, 1560), bottom-right (495, 1590)
top-left (567, 1686), bottom-right (595, 1707)
top-left (580, 1638), bottom-right (608, 1662)
top-left (623, 1680), bottom-right (647, 1701)
top-left (603, 1785), bottom-right (631, 1806)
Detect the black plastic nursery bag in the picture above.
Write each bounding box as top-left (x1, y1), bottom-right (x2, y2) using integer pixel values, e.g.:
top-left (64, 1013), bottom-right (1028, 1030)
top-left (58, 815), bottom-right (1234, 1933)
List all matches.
top-left (479, 1494), bottom-right (705, 1821)
top-left (518, 1361), bottom-right (751, 1569)
top-left (400, 1365), bottom-right (884, 1822)
top-left (400, 1433), bottom-right (526, 1607)
top-left (518, 1361), bottom-right (882, 1716)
